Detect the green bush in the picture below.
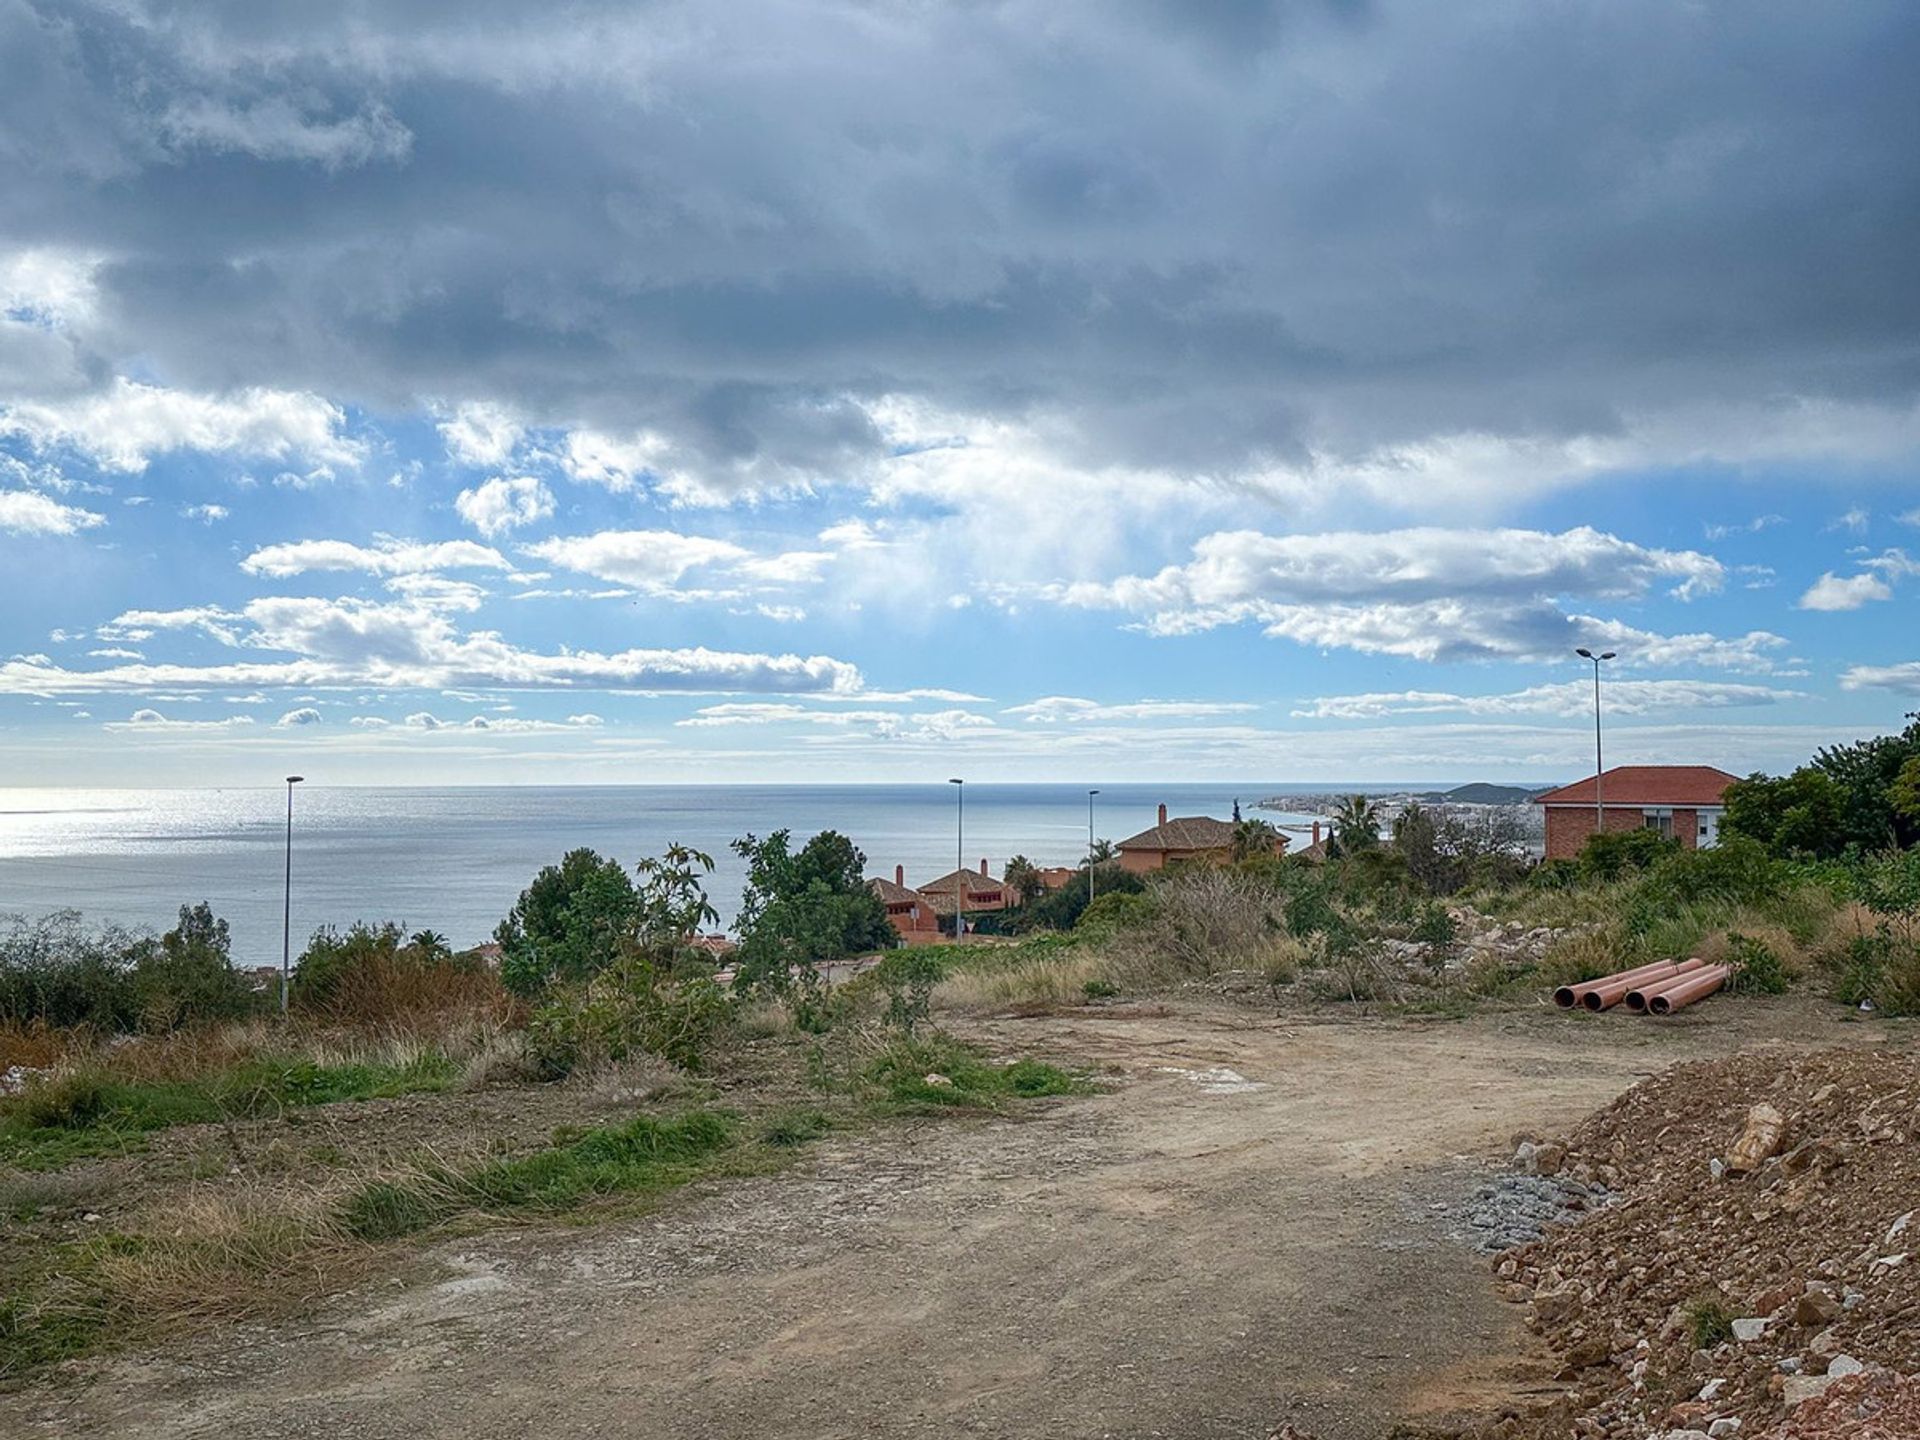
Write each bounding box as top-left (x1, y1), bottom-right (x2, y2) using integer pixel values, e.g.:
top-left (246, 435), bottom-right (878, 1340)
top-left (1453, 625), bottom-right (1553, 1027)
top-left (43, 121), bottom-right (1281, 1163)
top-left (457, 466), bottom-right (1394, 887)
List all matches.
top-left (341, 1181), bottom-right (439, 1241)
top-left (0, 905), bottom-right (255, 1034)
top-left (1075, 890), bottom-right (1155, 936)
top-left (864, 1034), bottom-right (1085, 1110)
top-left (1685, 1296), bottom-right (1734, 1348)
top-left (1724, 932), bottom-right (1790, 995)
top-left (1576, 828), bottom-right (1680, 882)
top-left (873, 949), bottom-right (943, 1035)
top-left (526, 955), bottom-right (732, 1078)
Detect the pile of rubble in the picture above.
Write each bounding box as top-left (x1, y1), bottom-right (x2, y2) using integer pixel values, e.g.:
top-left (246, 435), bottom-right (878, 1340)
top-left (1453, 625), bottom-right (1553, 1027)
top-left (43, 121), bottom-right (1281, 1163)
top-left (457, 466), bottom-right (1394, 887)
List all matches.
top-left (1369, 910), bottom-right (1594, 976)
top-left (1479, 1048), bottom-right (1920, 1439)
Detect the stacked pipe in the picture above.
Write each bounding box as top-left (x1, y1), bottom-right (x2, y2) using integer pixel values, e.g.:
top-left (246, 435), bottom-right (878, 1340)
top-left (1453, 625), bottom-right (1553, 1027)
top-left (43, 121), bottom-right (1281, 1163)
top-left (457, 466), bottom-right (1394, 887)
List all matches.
top-left (1553, 956), bottom-right (1731, 1015)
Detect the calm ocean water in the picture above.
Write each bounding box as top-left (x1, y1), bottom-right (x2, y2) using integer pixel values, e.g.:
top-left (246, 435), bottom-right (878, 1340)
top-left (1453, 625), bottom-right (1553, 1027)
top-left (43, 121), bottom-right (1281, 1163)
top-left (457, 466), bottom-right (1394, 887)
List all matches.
top-left (0, 784), bottom-right (1350, 965)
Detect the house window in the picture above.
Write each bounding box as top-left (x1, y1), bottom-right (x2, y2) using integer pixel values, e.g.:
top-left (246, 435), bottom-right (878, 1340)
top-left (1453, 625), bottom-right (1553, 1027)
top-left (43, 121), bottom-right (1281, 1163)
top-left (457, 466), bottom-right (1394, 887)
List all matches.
top-left (1641, 809), bottom-right (1673, 839)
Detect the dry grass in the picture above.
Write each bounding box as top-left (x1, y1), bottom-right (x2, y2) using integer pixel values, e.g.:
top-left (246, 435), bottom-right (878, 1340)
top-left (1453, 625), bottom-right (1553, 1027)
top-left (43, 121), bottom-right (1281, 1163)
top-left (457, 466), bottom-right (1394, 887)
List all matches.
top-left (0, 1020), bottom-right (80, 1071)
top-left (302, 953), bottom-right (522, 1034)
top-left (934, 951), bottom-right (1110, 1013)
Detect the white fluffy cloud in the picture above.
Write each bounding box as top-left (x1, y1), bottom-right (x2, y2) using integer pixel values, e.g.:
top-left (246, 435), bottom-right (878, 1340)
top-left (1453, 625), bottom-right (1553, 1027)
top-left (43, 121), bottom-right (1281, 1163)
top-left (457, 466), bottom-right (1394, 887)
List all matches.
top-left (454, 476), bottom-right (555, 538)
top-left (241, 537), bottom-right (510, 578)
top-left (1840, 662), bottom-right (1920, 696)
top-left (1003, 696), bottom-right (1258, 724)
top-left (0, 489), bottom-right (105, 535)
top-left (352, 711), bottom-right (604, 734)
top-left (275, 707), bottom-right (323, 726)
top-left (1046, 525), bottom-right (1790, 669)
top-left (1294, 680), bottom-right (1806, 721)
top-left (522, 530), bottom-right (750, 591)
top-left (438, 403), bottom-right (524, 468)
top-left (10, 594), bottom-right (863, 698)
top-left (106, 709), bottom-right (256, 731)
top-left (1799, 571), bottom-right (1892, 611)
top-left (1798, 551), bottom-right (1920, 611)
top-left (1, 379), bottom-right (359, 473)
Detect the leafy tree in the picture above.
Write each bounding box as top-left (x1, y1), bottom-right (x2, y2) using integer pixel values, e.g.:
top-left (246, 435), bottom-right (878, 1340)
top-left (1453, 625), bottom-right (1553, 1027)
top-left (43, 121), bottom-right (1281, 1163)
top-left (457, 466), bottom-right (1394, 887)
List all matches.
top-left (730, 829), bottom-right (895, 996)
top-left (1889, 755), bottom-right (1920, 827)
top-left (1726, 715), bottom-right (1920, 857)
top-left (495, 848), bottom-right (641, 996)
top-left (1723, 768), bottom-right (1848, 859)
top-left (1330, 795), bottom-right (1383, 856)
top-left (1085, 838), bottom-right (1118, 865)
top-left (1010, 864), bottom-right (1146, 932)
top-left (1230, 818), bottom-right (1281, 863)
top-left (633, 844), bottom-right (721, 950)
top-left (134, 901), bottom-right (255, 1027)
top-left (1003, 855), bottom-right (1046, 905)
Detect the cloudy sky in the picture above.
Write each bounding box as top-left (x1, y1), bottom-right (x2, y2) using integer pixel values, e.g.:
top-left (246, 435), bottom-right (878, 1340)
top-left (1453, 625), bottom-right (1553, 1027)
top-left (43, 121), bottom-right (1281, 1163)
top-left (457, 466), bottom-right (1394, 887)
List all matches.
top-left (3, 0), bottom-right (1918, 786)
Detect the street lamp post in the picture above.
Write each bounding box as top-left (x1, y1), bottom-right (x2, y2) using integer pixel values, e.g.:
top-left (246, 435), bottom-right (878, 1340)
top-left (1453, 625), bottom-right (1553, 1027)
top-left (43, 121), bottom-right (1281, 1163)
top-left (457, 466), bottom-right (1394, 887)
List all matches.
top-left (947, 777), bottom-right (964, 938)
top-left (281, 775), bottom-right (305, 1014)
top-left (1087, 789), bottom-right (1100, 912)
top-left (1574, 649), bottom-right (1616, 841)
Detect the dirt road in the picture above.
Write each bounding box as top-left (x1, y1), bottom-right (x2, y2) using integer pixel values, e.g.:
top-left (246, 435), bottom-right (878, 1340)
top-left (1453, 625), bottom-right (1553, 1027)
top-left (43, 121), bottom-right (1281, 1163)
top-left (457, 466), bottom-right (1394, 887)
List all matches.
top-left (5, 1001), bottom-right (1870, 1440)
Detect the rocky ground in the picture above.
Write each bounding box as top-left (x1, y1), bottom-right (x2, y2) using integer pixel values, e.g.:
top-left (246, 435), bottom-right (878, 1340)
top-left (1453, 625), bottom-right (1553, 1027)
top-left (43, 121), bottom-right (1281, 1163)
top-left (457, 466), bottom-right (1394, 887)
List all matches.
top-left (1465, 1045), bottom-right (1920, 1440)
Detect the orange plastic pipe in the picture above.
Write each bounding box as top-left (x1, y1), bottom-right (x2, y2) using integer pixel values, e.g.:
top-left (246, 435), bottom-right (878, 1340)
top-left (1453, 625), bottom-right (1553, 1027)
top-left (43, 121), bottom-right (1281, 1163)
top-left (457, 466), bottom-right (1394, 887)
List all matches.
top-left (1573, 959), bottom-right (1692, 1013)
top-left (1556, 958), bottom-right (1687, 1010)
top-left (1647, 965), bottom-right (1730, 1015)
top-left (1623, 958), bottom-right (1708, 1012)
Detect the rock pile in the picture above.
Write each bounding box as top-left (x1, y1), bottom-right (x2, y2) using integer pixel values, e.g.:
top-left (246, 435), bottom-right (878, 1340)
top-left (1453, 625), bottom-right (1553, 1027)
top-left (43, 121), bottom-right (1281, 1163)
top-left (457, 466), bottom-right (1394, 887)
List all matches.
top-left (1468, 1048), bottom-right (1920, 1439)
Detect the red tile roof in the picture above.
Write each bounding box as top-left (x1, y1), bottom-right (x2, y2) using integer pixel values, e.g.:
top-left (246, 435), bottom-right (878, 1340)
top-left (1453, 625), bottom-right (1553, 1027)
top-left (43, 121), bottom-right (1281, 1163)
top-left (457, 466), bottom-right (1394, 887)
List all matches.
top-left (1117, 815), bottom-right (1240, 852)
top-left (1531, 765), bottom-right (1740, 808)
top-left (869, 876), bottom-right (932, 905)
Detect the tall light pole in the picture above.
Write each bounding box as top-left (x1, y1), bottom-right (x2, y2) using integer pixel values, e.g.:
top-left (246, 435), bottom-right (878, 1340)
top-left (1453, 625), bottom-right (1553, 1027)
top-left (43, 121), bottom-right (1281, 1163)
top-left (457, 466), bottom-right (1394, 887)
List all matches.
top-left (1087, 789), bottom-right (1100, 912)
top-left (281, 775), bottom-right (304, 1014)
top-left (947, 777), bottom-right (964, 938)
top-left (1574, 649), bottom-right (1616, 841)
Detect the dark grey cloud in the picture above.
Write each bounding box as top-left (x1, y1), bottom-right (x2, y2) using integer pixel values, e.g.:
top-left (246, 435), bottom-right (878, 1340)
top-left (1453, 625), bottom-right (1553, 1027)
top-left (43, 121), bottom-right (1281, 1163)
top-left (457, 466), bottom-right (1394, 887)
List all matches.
top-left (3, 0), bottom-right (1918, 487)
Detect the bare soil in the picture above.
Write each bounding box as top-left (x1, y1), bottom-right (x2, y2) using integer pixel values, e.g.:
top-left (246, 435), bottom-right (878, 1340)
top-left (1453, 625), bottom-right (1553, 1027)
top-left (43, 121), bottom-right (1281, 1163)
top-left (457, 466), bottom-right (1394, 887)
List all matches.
top-left (1, 997), bottom-right (1882, 1440)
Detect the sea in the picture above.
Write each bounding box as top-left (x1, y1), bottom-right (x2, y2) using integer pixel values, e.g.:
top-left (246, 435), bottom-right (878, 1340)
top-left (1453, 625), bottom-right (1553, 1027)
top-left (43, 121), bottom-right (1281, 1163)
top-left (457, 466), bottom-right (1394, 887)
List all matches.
top-left (0, 784), bottom-right (1368, 966)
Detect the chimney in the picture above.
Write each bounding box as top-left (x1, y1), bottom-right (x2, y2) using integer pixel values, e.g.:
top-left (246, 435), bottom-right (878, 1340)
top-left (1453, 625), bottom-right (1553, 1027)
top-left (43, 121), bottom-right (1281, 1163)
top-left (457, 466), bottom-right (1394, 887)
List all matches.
top-left (1312, 821), bottom-right (1321, 846)
top-left (1157, 802), bottom-right (1168, 826)
top-left (979, 858), bottom-right (989, 875)
top-left (895, 864), bottom-right (905, 886)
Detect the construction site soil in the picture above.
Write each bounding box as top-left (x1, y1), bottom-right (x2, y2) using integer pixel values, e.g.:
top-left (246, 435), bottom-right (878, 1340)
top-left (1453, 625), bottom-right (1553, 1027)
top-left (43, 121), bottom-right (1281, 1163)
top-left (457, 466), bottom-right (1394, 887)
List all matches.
top-left (2, 997), bottom-right (1912, 1440)
top-left (1452, 1045), bottom-right (1920, 1440)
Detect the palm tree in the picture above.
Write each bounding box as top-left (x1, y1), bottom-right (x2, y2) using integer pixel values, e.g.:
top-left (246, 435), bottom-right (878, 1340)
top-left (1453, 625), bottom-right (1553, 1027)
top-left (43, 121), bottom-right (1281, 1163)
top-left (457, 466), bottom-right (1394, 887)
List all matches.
top-left (1003, 854), bottom-right (1045, 905)
top-left (1085, 837), bottom-right (1118, 866)
top-left (409, 929), bottom-right (451, 961)
top-left (1230, 817), bottom-right (1279, 863)
top-left (1331, 795), bottom-right (1383, 856)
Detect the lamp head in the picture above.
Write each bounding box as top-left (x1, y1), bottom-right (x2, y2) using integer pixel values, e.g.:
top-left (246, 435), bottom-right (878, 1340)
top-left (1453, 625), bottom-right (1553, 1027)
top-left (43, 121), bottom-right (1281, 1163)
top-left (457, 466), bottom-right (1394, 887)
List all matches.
top-left (1575, 647), bottom-right (1592, 659)
top-left (948, 777), bottom-right (963, 785)
top-left (1089, 788), bottom-right (1100, 797)
top-left (286, 775), bottom-right (305, 785)
top-left (1600, 651), bottom-right (1617, 661)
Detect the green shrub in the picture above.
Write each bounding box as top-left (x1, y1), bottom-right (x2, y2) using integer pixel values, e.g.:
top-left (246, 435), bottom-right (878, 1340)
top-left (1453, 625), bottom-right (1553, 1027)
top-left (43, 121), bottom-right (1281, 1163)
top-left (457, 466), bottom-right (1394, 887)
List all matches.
top-left (14, 1071), bottom-right (108, 1130)
top-left (1075, 890), bottom-right (1155, 936)
top-left (1724, 932), bottom-right (1790, 995)
top-left (526, 955), bottom-right (732, 1078)
top-left (341, 1181), bottom-right (439, 1241)
top-left (0, 905), bottom-right (255, 1034)
top-left (874, 949), bottom-right (942, 1034)
top-left (1081, 977), bottom-right (1119, 1000)
top-left (1685, 1296), bottom-right (1734, 1348)
top-left (864, 1034), bottom-right (1085, 1109)
top-left (455, 1110), bottom-right (736, 1211)
top-left (758, 1108), bottom-right (831, 1147)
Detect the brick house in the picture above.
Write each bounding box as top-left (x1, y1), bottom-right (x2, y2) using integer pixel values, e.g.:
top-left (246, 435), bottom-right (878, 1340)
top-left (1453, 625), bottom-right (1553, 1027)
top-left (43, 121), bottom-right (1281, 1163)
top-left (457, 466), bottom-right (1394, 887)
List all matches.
top-left (869, 867), bottom-right (943, 944)
top-left (1532, 765), bottom-right (1740, 861)
top-left (1115, 803), bottom-right (1287, 873)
